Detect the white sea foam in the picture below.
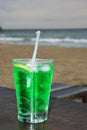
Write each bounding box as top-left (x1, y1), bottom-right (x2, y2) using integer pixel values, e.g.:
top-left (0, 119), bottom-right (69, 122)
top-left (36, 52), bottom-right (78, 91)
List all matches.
top-left (31, 37), bottom-right (87, 43)
top-left (0, 37), bottom-right (24, 42)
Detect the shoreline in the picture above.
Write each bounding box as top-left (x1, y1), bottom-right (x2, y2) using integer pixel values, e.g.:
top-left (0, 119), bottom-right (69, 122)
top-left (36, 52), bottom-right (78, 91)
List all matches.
top-left (0, 43), bottom-right (87, 89)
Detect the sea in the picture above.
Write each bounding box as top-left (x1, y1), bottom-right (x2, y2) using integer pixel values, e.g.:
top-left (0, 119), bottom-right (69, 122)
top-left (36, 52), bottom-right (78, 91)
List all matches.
top-left (0, 28), bottom-right (87, 48)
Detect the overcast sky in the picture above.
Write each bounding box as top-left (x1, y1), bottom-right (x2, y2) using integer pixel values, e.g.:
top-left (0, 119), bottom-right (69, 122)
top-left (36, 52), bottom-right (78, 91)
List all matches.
top-left (0, 0), bottom-right (87, 29)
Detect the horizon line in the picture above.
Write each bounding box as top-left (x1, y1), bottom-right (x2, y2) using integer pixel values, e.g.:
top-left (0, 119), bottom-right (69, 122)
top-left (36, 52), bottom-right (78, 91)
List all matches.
top-left (2, 27), bottom-right (87, 30)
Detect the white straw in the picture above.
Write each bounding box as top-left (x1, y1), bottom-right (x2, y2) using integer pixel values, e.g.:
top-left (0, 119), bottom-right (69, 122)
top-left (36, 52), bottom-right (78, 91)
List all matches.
top-left (31, 31), bottom-right (41, 62)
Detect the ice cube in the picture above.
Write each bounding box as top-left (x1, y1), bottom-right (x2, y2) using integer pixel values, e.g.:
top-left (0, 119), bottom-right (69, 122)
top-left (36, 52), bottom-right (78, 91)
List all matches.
top-left (27, 64), bottom-right (38, 72)
top-left (41, 65), bottom-right (50, 72)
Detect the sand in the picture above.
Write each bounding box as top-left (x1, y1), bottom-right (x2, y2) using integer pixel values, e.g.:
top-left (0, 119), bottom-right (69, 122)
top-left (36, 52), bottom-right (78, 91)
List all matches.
top-left (0, 43), bottom-right (87, 89)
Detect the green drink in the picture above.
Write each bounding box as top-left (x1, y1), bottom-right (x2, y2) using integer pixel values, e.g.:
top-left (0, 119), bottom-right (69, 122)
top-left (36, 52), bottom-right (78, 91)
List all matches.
top-left (13, 58), bottom-right (54, 123)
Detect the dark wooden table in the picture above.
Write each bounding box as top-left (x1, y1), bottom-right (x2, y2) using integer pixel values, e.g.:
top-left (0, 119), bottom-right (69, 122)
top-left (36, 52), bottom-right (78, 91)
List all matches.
top-left (0, 86), bottom-right (87, 130)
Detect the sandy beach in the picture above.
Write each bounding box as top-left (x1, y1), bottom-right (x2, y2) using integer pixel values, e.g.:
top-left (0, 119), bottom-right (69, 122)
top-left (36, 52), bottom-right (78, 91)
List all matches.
top-left (0, 43), bottom-right (87, 89)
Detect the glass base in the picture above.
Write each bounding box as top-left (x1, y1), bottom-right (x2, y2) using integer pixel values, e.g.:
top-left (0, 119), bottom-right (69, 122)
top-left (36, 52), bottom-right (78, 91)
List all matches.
top-left (18, 112), bottom-right (48, 123)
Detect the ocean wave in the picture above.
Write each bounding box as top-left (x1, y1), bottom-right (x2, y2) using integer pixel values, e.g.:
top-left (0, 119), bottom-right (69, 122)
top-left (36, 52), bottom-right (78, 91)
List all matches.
top-left (0, 36), bottom-right (87, 47)
top-left (31, 37), bottom-right (87, 43)
top-left (0, 37), bottom-right (24, 42)
top-left (0, 36), bottom-right (87, 44)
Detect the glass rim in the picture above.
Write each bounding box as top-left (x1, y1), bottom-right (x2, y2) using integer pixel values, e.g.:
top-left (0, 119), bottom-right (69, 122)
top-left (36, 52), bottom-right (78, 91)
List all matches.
top-left (13, 58), bottom-right (54, 64)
